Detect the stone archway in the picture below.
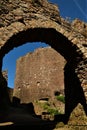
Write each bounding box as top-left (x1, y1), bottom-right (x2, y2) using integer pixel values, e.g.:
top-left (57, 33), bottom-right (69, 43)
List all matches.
top-left (0, 27), bottom-right (86, 117)
top-left (0, 0), bottom-right (87, 125)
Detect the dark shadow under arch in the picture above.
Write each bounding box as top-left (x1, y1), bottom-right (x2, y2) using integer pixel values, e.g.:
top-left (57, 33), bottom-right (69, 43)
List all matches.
top-left (0, 27), bottom-right (87, 126)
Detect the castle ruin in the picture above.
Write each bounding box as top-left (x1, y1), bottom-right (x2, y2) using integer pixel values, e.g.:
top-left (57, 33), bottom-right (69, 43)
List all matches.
top-left (0, 0), bottom-right (87, 126)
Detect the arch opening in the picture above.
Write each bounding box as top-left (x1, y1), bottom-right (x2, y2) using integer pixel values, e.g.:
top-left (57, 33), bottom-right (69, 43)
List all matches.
top-left (2, 40), bottom-right (66, 117)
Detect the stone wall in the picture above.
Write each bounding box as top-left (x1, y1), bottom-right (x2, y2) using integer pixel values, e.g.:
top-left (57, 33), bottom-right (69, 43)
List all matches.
top-left (13, 47), bottom-right (65, 103)
top-left (2, 70), bottom-right (8, 81)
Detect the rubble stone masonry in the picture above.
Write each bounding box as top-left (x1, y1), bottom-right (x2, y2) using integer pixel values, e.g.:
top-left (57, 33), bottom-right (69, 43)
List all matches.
top-left (13, 47), bottom-right (65, 103)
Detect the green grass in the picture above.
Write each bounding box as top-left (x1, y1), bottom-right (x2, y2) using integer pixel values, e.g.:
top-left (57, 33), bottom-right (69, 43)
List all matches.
top-left (56, 95), bottom-right (65, 103)
top-left (42, 102), bottom-right (61, 115)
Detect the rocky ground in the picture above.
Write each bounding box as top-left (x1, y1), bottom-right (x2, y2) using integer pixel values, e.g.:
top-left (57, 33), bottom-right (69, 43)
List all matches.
top-left (0, 97), bottom-right (87, 129)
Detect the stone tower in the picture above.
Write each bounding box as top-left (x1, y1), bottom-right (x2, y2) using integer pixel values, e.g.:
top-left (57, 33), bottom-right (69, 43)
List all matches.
top-left (13, 47), bottom-right (65, 103)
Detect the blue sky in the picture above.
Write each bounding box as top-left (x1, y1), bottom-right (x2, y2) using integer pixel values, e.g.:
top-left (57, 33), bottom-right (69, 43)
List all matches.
top-left (2, 0), bottom-right (87, 88)
top-left (49, 0), bottom-right (87, 22)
